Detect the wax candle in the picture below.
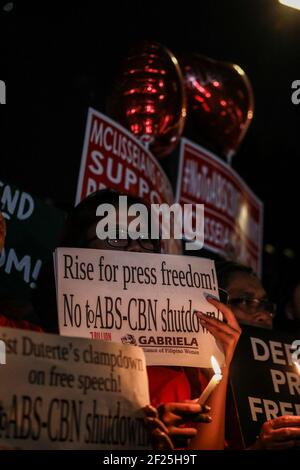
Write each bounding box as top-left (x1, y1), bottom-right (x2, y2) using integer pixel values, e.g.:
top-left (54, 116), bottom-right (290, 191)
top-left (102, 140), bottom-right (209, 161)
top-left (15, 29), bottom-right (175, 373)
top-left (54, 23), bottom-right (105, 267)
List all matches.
top-left (198, 356), bottom-right (223, 405)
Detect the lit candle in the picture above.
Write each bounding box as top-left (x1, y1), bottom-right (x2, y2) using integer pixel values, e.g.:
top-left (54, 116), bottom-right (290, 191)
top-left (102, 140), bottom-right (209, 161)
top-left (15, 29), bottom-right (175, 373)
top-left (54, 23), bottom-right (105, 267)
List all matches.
top-left (198, 356), bottom-right (223, 405)
top-left (293, 360), bottom-right (300, 375)
top-left (292, 340), bottom-right (300, 374)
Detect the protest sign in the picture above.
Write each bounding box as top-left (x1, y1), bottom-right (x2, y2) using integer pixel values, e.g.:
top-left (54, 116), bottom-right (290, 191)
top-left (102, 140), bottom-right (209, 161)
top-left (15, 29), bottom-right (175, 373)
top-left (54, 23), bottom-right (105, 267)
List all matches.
top-left (76, 108), bottom-right (174, 206)
top-left (229, 325), bottom-right (300, 448)
top-left (0, 179), bottom-right (65, 301)
top-left (55, 247), bottom-right (224, 368)
top-left (176, 139), bottom-right (263, 274)
top-left (0, 327), bottom-right (149, 450)
top-left (75, 108), bottom-right (183, 255)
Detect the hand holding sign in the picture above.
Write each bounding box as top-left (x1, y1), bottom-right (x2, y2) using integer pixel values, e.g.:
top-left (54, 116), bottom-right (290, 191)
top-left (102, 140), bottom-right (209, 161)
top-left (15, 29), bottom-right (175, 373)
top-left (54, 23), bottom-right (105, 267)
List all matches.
top-left (196, 297), bottom-right (241, 368)
top-left (251, 416), bottom-right (300, 450)
top-left (56, 248), bottom-right (224, 368)
top-left (229, 325), bottom-right (300, 449)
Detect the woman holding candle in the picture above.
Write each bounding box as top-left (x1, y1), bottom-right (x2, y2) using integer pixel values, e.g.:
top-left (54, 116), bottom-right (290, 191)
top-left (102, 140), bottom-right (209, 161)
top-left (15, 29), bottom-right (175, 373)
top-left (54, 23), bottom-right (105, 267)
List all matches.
top-left (197, 355), bottom-right (223, 405)
top-left (217, 260), bottom-right (300, 450)
top-left (0, 197), bottom-right (175, 452)
top-left (33, 190), bottom-right (241, 450)
top-left (150, 296), bottom-right (241, 450)
top-left (189, 297), bottom-right (241, 449)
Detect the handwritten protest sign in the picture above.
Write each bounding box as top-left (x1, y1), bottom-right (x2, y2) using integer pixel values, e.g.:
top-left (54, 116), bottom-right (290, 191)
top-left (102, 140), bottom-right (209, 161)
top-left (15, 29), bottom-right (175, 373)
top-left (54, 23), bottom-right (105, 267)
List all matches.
top-left (55, 248), bottom-right (224, 368)
top-left (0, 327), bottom-right (150, 450)
top-left (229, 325), bottom-right (300, 448)
top-left (75, 108), bottom-right (181, 255)
top-left (176, 139), bottom-right (263, 274)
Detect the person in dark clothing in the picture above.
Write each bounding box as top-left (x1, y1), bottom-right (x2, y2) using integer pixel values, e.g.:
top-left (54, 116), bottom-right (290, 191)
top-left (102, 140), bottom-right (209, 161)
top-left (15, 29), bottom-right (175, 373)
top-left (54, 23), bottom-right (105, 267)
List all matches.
top-left (217, 260), bottom-right (300, 450)
top-left (33, 189), bottom-right (240, 450)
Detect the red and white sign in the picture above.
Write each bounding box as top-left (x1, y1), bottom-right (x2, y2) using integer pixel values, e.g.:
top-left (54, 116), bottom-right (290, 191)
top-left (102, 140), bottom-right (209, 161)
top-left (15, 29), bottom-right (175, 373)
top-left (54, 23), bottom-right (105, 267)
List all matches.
top-left (176, 139), bottom-right (263, 274)
top-left (76, 108), bottom-right (174, 206)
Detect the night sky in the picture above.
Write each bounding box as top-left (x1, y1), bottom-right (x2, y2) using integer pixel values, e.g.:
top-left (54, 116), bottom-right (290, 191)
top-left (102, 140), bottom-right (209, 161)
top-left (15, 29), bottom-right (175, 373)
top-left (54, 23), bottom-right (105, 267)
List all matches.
top-left (1, 0), bottom-right (300, 299)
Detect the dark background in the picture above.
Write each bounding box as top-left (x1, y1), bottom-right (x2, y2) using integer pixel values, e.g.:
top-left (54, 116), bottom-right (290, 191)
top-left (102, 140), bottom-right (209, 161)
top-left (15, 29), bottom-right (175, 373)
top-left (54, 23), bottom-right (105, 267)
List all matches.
top-left (0, 0), bottom-right (299, 302)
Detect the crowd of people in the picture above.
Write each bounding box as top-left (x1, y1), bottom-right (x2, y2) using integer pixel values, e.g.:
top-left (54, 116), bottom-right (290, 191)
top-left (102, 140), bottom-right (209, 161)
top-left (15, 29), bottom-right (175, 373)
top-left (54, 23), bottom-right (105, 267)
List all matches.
top-left (1, 189), bottom-right (300, 451)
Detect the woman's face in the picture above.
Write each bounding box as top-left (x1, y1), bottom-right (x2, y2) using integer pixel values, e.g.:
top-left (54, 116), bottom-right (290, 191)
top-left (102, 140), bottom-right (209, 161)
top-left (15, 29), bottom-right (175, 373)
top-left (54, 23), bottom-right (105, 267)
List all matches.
top-left (83, 208), bottom-right (160, 253)
top-left (227, 272), bottom-right (273, 329)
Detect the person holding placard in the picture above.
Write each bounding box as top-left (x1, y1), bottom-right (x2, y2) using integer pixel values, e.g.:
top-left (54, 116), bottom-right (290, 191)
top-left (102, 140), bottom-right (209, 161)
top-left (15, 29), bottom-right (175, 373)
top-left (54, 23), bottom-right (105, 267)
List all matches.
top-left (217, 260), bottom-right (300, 450)
top-left (151, 296), bottom-right (241, 450)
top-left (37, 189), bottom-right (242, 450)
top-left (0, 207), bottom-right (174, 452)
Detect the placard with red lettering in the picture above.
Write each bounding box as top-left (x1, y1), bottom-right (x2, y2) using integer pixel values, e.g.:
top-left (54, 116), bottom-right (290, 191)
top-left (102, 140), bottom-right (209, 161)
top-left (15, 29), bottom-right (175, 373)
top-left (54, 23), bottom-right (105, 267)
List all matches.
top-left (76, 108), bottom-right (174, 206)
top-left (176, 139), bottom-right (263, 274)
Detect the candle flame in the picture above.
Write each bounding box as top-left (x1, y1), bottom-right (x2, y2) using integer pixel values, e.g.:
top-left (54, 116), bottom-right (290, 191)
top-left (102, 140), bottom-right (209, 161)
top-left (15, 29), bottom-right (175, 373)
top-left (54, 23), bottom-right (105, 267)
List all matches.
top-left (293, 360), bottom-right (300, 374)
top-left (211, 355), bottom-right (221, 375)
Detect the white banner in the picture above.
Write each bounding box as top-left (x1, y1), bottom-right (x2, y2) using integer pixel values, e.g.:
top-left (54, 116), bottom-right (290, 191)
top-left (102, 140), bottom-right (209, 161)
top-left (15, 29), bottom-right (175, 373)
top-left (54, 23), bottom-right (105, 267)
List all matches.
top-left (0, 327), bottom-right (150, 450)
top-left (55, 248), bottom-right (224, 368)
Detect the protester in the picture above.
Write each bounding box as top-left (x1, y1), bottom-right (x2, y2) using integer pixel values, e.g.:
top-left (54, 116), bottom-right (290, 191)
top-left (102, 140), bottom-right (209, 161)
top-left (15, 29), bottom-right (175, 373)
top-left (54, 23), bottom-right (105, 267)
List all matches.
top-left (32, 190), bottom-right (211, 448)
top-left (0, 205), bottom-right (172, 451)
top-left (216, 261), bottom-right (274, 329)
top-left (216, 260), bottom-right (300, 450)
top-left (35, 189), bottom-right (241, 449)
top-left (154, 297), bottom-right (241, 450)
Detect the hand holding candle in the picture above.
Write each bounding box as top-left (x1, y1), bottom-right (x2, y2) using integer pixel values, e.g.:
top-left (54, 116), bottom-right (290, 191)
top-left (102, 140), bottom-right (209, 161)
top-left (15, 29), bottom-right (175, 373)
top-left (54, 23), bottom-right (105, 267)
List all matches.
top-left (198, 356), bottom-right (223, 405)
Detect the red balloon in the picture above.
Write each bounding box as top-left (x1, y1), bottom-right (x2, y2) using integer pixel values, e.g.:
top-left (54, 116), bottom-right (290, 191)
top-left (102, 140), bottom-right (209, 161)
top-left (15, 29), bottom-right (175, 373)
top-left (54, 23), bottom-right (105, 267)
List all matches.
top-left (180, 54), bottom-right (254, 161)
top-left (107, 41), bottom-right (187, 158)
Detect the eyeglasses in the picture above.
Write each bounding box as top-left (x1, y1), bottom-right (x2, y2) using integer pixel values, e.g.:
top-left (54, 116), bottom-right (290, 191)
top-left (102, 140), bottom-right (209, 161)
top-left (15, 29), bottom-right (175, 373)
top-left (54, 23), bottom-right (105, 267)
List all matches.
top-left (218, 288), bottom-right (229, 304)
top-left (228, 296), bottom-right (276, 317)
top-left (83, 228), bottom-right (161, 253)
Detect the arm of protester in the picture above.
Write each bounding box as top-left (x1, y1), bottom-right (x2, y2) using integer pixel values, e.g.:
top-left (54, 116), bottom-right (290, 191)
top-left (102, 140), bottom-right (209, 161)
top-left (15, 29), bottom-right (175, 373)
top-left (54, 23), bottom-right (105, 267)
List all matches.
top-left (249, 416), bottom-right (300, 450)
top-left (189, 298), bottom-right (241, 450)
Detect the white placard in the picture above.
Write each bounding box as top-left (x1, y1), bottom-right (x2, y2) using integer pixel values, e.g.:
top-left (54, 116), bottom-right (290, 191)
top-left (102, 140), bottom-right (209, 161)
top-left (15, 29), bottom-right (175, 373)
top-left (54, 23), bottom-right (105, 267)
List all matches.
top-left (0, 327), bottom-right (149, 450)
top-left (55, 248), bottom-right (224, 368)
